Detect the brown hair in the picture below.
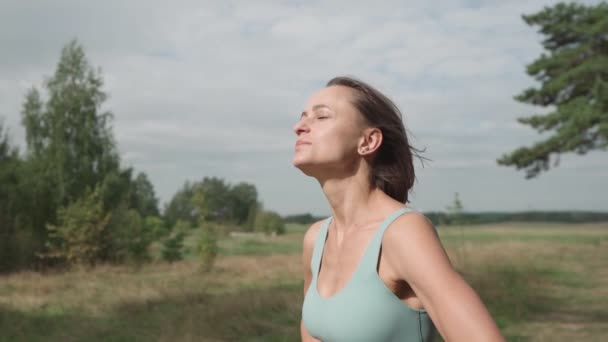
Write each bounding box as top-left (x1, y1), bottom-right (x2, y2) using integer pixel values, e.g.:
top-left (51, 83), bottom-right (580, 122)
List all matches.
top-left (326, 76), bottom-right (425, 203)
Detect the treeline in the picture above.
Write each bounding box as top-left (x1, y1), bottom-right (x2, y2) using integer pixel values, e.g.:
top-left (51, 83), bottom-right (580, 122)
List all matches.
top-left (283, 211), bottom-right (608, 226)
top-left (282, 213), bottom-right (326, 225)
top-left (163, 177), bottom-right (285, 235)
top-left (0, 40), bottom-right (283, 274)
top-left (426, 211), bottom-right (608, 227)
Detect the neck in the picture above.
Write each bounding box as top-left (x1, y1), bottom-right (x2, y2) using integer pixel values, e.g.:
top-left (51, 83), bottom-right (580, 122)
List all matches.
top-left (322, 177), bottom-right (376, 224)
top-left (318, 170), bottom-right (398, 238)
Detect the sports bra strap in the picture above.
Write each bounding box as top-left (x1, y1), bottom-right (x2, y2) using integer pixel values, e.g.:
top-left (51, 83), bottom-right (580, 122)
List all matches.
top-left (310, 217), bottom-right (332, 277)
top-left (310, 207), bottom-right (413, 278)
top-left (359, 207), bottom-right (413, 273)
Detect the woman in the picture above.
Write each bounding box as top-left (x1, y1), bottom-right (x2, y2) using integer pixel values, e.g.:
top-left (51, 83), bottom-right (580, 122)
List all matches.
top-left (294, 76), bottom-right (505, 342)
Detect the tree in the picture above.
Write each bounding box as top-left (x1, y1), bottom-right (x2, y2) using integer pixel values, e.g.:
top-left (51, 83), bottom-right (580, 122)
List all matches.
top-left (0, 120), bottom-right (22, 272)
top-left (199, 177), bottom-right (232, 222)
top-left (191, 185), bottom-right (218, 271)
top-left (445, 192), bottom-right (464, 226)
top-left (16, 40), bottom-right (159, 269)
top-left (144, 216), bottom-right (169, 240)
top-left (163, 181), bottom-right (197, 228)
top-left (131, 172), bottom-right (160, 217)
top-left (191, 181), bottom-right (209, 225)
top-left (197, 227), bottom-right (218, 272)
top-left (244, 201), bottom-right (260, 232)
top-left (254, 207), bottom-right (286, 236)
top-left (228, 182), bottom-right (258, 225)
top-left (0, 120), bottom-right (17, 162)
top-left (283, 213), bottom-right (320, 224)
top-left (162, 230), bottom-right (185, 263)
top-left (498, 2), bottom-right (608, 178)
top-left (21, 39), bottom-right (120, 206)
top-left (0, 119), bottom-right (55, 272)
top-left (104, 203), bottom-right (151, 264)
top-left (44, 186), bottom-right (112, 266)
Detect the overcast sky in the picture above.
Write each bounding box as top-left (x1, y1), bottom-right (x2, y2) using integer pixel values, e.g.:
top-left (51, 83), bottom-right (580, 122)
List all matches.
top-left (1, 0), bottom-right (606, 216)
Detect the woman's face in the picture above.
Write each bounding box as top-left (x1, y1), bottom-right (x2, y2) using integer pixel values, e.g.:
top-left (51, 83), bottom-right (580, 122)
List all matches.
top-left (292, 85), bottom-right (367, 175)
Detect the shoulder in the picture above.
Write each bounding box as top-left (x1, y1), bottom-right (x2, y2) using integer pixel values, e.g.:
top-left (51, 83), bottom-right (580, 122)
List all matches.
top-left (382, 210), bottom-right (450, 275)
top-left (302, 218), bottom-right (327, 254)
top-left (384, 210), bottom-right (438, 243)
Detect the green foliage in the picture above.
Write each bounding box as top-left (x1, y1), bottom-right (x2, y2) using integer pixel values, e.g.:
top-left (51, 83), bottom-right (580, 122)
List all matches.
top-left (197, 226), bottom-right (218, 272)
top-left (123, 210), bottom-right (150, 264)
top-left (2, 40), bottom-right (278, 272)
top-left (164, 178), bottom-right (259, 230)
top-left (162, 231), bottom-right (185, 263)
top-left (105, 204), bottom-right (152, 264)
top-left (97, 169), bottom-right (133, 211)
top-left (191, 182), bottom-right (209, 225)
top-left (191, 188), bottom-right (218, 271)
top-left (282, 213), bottom-right (324, 225)
top-left (131, 172), bottom-right (160, 217)
top-left (229, 182), bottom-right (258, 225)
top-left (144, 216), bottom-right (169, 240)
top-left (498, 2), bottom-right (608, 177)
top-left (44, 187), bottom-right (112, 266)
top-left (9, 39), bottom-right (134, 270)
top-left (20, 39), bottom-right (120, 206)
top-left (200, 177), bottom-right (232, 221)
top-left (0, 121), bottom-right (30, 272)
top-left (163, 181), bottom-right (197, 228)
top-left (244, 202), bottom-right (258, 232)
top-left (172, 219), bottom-right (192, 233)
top-left (6, 41), bottom-right (163, 270)
top-left (254, 208), bottom-right (286, 235)
top-left (425, 210), bottom-right (608, 227)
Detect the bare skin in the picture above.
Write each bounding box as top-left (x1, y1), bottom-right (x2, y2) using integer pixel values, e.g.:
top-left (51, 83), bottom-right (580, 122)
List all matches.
top-left (294, 85), bottom-right (505, 342)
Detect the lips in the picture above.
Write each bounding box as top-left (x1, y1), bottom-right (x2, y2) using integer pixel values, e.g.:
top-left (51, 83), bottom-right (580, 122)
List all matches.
top-left (295, 140), bottom-right (311, 148)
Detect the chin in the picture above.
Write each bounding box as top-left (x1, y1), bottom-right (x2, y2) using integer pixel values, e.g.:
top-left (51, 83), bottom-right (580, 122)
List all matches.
top-left (293, 159), bottom-right (318, 177)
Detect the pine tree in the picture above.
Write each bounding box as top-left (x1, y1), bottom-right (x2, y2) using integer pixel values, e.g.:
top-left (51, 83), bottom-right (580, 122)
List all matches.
top-left (162, 230), bottom-right (185, 263)
top-left (498, 2), bottom-right (608, 177)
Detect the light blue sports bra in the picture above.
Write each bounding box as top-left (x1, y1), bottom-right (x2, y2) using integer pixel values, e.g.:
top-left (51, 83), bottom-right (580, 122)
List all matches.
top-left (302, 207), bottom-right (436, 341)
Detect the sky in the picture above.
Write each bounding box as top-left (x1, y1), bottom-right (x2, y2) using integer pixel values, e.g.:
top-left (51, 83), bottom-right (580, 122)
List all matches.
top-left (0, 0), bottom-right (606, 216)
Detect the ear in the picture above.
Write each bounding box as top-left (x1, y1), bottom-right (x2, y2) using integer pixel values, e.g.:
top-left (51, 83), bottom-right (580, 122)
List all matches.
top-left (358, 127), bottom-right (382, 156)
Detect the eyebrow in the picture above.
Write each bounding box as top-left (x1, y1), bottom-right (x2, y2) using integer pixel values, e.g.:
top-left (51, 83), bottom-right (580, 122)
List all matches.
top-left (301, 104), bottom-right (332, 117)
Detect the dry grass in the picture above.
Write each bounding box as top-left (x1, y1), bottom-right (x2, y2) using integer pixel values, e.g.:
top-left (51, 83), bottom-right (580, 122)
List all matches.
top-left (439, 223), bottom-right (608, 342)
top-left (0, 222), bottom-right (607, 341)
top-left (0, 254), bottom-right (302, 316)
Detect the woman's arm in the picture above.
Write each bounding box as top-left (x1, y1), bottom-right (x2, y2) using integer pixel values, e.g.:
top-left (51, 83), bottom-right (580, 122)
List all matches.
top-left (301, 221), bottom-right (322, 342)
top-left (384, 213), bottom-right (505, 342)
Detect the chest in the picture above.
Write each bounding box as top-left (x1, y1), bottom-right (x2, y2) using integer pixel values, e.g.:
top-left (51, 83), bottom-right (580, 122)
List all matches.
top-left (303, 275), bottom-right (431, 342)
top-left (317, 229), bottom-right (403, 298)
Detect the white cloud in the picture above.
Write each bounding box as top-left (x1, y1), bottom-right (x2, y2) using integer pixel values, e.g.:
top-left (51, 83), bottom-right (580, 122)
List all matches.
top-left (0, 0), bottom-right (606, 215)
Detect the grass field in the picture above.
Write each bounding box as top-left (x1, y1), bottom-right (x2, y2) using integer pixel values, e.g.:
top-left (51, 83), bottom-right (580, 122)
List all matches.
top-left (0, 222), bottom-right (607, 341)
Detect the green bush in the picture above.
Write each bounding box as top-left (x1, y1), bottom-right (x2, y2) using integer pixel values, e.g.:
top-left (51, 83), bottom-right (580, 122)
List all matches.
top-left (44, 187), bottom-right (111, 266)
top-left (197, 226), bottom-right (218, 272)
top-left (162, 231), bottom-right (185, 263)
top-left (255, 210), bottom-right (286, 235)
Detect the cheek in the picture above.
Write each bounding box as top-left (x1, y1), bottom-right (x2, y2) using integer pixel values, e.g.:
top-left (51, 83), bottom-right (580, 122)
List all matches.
top-left (319, 127), bottom-right (359, 157)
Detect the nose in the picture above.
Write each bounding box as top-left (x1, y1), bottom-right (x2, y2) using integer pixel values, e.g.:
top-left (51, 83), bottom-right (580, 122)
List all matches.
top-left (293, 118), bottom-right (310, 136)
